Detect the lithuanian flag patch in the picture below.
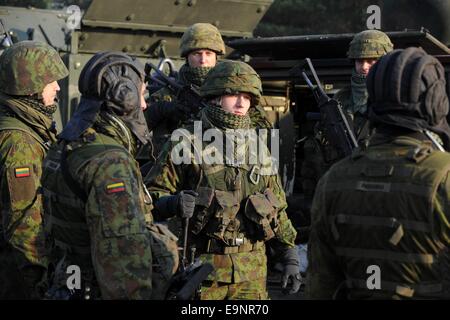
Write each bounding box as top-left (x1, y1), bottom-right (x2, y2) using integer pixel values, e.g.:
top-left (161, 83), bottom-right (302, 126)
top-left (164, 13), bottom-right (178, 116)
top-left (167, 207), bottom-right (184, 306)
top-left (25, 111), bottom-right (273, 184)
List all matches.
top-left (106, 182), bottom-right (126, 194)
top-left (15, 167), bottom-right (31, 178)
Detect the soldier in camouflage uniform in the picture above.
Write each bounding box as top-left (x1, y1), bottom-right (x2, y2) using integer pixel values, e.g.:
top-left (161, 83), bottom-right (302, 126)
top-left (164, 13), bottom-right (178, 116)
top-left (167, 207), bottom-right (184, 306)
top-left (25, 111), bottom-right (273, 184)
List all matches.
top-left (301, 30), bottom-right (394, 202)
top-left (335, 30), bottom-right (394, 144)
top-left (0, 41), bottom-right (68, 299)
top-left (41, 52), bottom-right (159, 299)
top-left (145, 60), bottom-right (301, 300)
top-left (146, 23), bottom-right (226, 157)
top-left (306, 47), bottom-right (450, 299)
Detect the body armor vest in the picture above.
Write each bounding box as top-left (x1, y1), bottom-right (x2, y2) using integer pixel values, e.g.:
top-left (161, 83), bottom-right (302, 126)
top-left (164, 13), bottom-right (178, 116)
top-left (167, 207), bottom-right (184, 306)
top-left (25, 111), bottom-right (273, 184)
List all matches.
top-left (41, 133), bottom-right (127, 299)
top-left (324, 139), bottom-right (450, 299)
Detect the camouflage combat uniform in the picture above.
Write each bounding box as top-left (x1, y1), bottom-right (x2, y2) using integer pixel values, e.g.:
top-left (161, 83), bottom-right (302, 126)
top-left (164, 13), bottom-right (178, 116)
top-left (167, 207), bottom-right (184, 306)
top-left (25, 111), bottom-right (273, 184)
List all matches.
top-left (41, 52), bottom-right (159, 300)
top-left (0, 41), bottom-right (68, 299)
top-left (146, 61), bottom-right (299, 300)
top-left (307, 48), bottom-right (450, 300)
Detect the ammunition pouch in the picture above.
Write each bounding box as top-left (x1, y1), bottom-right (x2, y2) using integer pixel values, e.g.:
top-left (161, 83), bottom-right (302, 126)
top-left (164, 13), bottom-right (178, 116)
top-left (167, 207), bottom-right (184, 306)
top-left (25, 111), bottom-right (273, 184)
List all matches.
top-left (190, 187), bottom-right (215, 235)
top-left (190, 187), bottom-right (241, 245)
top-left (203, 190), bottom-right (241, 243)
top-left (244, 188), bottom-right (281, 241)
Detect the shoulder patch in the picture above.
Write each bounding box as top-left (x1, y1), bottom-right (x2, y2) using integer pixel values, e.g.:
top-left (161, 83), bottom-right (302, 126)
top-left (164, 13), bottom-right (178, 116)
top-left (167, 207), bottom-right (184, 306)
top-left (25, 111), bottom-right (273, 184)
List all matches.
top-left (14, 166), bottom-right (31, 178)
top-left (106, 181), bottom-right (126, 194)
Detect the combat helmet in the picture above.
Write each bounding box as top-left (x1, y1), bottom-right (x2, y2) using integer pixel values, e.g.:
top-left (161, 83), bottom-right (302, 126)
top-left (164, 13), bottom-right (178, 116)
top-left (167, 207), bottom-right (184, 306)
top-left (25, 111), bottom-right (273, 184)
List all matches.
top-left (347, 30), bottom-right (394, 59)
top-left (179, 23), bottom-right (226, 57)
top-left (0, 41), bottom-right (68, 95)
top-left (200, 60), bottom-right (262, 104)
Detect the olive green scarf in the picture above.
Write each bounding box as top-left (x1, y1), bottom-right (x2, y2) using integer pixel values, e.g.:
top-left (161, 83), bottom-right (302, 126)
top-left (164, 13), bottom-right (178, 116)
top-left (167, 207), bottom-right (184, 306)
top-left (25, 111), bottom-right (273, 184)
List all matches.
top-left (179, 64), bottom-right (212, 87)
top-left (350, 68), bottom-right (369, 115)
top-left (203, 104), bottom-right (251, 130)
top-left (0, 92), bottom-right (56, 143)
top-left (18, 96), bottom-right (58, 119)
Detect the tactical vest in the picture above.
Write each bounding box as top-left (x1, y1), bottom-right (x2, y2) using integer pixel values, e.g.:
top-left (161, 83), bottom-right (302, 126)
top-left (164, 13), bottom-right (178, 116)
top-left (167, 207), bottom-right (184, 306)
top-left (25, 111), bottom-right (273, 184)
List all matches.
top-left (41, 133), bottom-right (125, 299)
top-left (42, 133), bottom-right (178, 299)
top-left (324, 139), bottom-right (450, 299)
top-left (178, 123), bottom-right (282, 255)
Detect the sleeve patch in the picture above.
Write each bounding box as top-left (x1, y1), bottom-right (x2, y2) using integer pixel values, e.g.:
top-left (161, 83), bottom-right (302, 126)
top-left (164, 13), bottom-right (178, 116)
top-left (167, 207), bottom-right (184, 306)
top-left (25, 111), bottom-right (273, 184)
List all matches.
top-left (15, 167), bottom-right (31, 178)
top-left (106, 182), bottom-right (126, 194)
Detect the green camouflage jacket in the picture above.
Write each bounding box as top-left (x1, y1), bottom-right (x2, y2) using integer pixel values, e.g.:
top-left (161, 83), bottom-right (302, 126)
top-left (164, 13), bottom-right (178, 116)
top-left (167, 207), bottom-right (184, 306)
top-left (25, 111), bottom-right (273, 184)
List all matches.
top-left (145, 111), bottom-right (296, 284)
top-left (306, 133), bottom-right (450, 299)
top-left (0, 96), bottom-right (53, 299)
top-left (42, 113), bottom-right (154, 299)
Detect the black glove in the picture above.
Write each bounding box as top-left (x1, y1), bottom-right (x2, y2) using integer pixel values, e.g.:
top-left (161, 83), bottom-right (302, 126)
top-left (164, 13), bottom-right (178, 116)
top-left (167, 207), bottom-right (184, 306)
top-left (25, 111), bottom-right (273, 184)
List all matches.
top-left (280, 247), bottom-right (303, 295)
top-left (176, 87), bottom-right (201, 114)
top-left (154, 190), bottom-right (198, 220)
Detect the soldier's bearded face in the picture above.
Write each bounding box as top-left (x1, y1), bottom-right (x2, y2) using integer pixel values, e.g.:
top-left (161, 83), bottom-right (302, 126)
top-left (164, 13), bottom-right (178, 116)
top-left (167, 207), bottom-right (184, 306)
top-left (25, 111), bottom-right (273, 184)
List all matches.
top-left (41, 81), bottom-right (60, 106)
top-left (187, 49), bottom-right (217, 67)
top-left (355, 58), bottom-right (378, 76)
top-left (220, 93), bottom-right (252, 116)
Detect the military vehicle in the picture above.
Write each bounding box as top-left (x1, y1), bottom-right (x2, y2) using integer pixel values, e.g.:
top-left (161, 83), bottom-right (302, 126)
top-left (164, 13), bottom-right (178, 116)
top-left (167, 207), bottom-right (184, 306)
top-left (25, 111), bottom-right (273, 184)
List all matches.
top-left (1, 0), bottom-right (450, 300)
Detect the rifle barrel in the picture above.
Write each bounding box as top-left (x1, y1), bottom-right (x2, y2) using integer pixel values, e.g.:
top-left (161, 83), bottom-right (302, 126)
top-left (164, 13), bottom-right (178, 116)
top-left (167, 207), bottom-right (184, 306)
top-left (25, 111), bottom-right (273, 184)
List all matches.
top-left (302, 72), bottom-right (315, 89)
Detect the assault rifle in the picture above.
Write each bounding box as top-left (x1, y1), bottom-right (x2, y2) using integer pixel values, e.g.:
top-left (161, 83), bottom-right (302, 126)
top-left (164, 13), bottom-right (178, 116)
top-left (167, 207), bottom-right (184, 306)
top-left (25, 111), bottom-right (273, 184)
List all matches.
top-left (145, 61), bottom-right (209, 115)
top-left (292, 58), bottom-right (359, 158)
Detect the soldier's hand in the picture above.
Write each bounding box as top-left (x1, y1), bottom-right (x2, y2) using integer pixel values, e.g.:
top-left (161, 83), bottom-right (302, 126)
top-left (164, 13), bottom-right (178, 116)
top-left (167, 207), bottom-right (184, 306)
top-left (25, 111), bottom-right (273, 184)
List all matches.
top-left (176, 88), bottom-right (201, 114)
top-left (281, 264), bottom-right (302, 295)
top-left (154, 191), bottom-right (196, 220)
top-left (280, 247), bottom-right (302, 295)
top-left (177, 190), bottom-right (198, 219)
